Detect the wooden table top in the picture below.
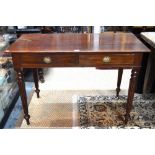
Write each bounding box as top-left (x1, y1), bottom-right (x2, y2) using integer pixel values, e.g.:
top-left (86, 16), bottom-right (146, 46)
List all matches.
top-left (6, 32), bottom-right (150, 53)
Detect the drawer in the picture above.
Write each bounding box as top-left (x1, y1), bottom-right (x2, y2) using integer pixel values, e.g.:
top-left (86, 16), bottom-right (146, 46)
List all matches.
top-left (79, 53), bottom-right (135, 66)
top-left (14, 53), bottom-right (78, 68)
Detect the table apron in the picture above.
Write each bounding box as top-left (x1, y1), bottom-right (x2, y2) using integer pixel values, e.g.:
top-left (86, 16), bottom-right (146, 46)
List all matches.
top-left (12, 53), bottom-right (143, 69)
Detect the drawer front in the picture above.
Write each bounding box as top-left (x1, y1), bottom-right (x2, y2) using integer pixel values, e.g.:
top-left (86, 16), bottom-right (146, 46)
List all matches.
top-left (79, 54), bottom-right (135, 66)
top-left (14, 53), bottom-right (78, 68)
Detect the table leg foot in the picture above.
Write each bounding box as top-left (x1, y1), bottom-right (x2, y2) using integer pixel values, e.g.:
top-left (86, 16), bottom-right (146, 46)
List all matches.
top-left (124, 114), bottom-right (130, 125)
top-left (24, 114), bottom-right (30, 125)
top-left (35, 90), bottom-right (40, 98)
top-left (116, 88), bottom-right (120, 98)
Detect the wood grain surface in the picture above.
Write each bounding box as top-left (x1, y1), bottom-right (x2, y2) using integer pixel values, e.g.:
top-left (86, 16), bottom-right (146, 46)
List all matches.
top-left (6, 32), bottom-right (150, 53)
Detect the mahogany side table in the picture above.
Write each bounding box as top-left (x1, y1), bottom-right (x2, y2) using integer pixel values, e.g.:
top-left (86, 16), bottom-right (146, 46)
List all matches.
top-left (6, 32), bottom-right (150, 125)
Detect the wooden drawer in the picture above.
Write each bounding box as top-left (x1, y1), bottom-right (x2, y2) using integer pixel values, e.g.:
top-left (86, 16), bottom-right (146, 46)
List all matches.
top-left (13, 53), bottom-right (78, 68)
top-left (79, 53), bottom-right (135, 67)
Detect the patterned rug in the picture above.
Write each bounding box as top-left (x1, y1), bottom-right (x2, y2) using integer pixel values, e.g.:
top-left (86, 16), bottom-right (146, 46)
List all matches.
top-left (77, 94), bottom-right (155, 129)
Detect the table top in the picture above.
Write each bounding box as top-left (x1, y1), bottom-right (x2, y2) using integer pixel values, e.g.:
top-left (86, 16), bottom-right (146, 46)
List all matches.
top-left (141, 32), bottom-right (155, 48)
top-left (6, 32), bottom-right (150, 53)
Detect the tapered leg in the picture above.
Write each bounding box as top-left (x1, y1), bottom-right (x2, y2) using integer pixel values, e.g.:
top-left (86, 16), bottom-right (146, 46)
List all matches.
top-left (32, 69), bottom-right (40, 98)
top-left (38, 68), bottom-right (45, 83)
top-left (16, 68), bottom-right (30, 125)
top-left (116, 68), bottom-right (123, 98)
top-left (125, 68), bottom-right (139, 124)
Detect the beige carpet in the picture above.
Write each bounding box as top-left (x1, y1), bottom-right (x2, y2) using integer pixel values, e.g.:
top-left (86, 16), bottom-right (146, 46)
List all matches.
top-left (18, 90), bottom-right (128, 128)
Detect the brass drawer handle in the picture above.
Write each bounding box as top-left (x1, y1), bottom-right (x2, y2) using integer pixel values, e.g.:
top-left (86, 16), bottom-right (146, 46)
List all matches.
top-left (43, 57), bottom-right (52, 64)
top-left (103, 56), bottom-right (111, 63)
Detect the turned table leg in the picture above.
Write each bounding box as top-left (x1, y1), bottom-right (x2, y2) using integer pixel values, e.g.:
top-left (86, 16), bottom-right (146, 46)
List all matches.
top-left (125, 68), bottom-right (139, 124)
top-left (38, 68), bottom-right (45, 83)
top-left (16, 68), bottom-right (30, 125)
top-left (116, 68), bottom-right (123, 98)
top-left (32, 69), bottom-right (40, 98)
